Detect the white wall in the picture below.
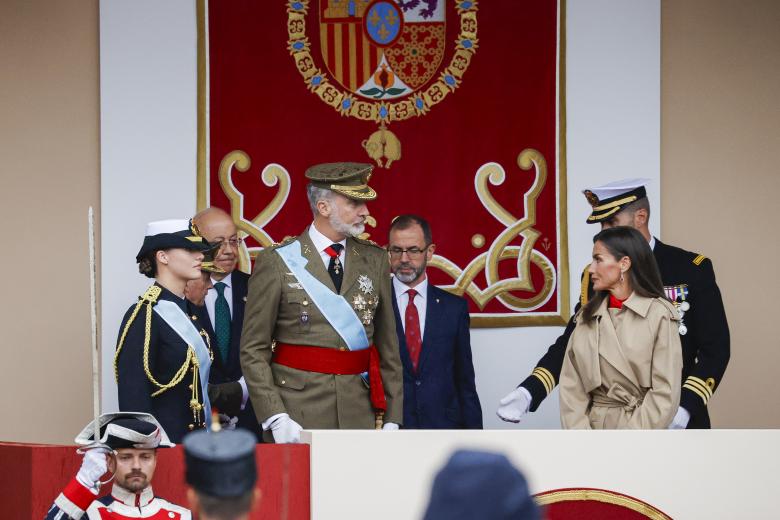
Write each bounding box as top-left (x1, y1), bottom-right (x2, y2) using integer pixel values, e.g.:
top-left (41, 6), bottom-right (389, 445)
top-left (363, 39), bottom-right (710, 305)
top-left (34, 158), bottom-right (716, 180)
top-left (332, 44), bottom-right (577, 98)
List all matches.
top-left (99, 0), bottom-right (660, 428)
top-left (304, 430), bottom-right (779, 519)
top-left (100, 0), bottom-right (198, 410)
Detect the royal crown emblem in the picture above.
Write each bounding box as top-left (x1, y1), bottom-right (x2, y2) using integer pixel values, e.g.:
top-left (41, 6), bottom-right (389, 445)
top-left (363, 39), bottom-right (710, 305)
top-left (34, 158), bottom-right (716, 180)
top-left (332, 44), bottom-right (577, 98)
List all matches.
top-left (287, 0), bottom-right (478, 169)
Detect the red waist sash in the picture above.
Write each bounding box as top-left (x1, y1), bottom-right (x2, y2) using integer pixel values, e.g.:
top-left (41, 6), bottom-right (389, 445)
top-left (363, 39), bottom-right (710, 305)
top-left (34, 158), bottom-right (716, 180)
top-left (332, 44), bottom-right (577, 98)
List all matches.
top-left (273, 343), bottom-right (387, 412)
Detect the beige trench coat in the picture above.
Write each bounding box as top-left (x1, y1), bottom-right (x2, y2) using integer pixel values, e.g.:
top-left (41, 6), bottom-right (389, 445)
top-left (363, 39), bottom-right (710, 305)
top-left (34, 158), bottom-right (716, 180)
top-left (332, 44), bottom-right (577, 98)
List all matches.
top-left (240, 229), bottom-right (403, 436)
top-left (560, 293), bottom-right (682, 429)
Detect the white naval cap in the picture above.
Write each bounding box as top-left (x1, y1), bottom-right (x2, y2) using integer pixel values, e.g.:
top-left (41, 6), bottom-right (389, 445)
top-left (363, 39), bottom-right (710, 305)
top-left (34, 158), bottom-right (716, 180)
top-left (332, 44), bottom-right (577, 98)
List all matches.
top-left (145, 219), bottom-right (192, 236)
top-left (582, 178), bottom-right (650, 223)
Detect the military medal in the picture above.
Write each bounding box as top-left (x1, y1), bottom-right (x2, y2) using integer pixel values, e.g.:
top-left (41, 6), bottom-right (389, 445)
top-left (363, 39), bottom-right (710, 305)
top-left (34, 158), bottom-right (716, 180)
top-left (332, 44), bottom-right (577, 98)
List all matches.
top-left (352, 294), bottom-right (366, 310)
top-left (333, 257), bottom-right (342, 275)
top-left (358, 275), bottom-right (374, 294)
top-left (361, 310), bottom-right (372, 325)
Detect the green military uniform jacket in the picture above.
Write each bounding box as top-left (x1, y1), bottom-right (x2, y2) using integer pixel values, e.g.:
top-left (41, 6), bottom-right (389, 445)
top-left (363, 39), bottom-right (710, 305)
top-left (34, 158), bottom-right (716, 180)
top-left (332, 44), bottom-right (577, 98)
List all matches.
top-left (240, 228), bottom-right (403, 433)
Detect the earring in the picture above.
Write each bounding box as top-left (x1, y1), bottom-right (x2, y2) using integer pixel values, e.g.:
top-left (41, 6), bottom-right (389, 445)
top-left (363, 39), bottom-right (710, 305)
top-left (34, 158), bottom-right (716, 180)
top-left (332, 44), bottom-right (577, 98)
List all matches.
top-left (620, 271), bottom-right (625, 283)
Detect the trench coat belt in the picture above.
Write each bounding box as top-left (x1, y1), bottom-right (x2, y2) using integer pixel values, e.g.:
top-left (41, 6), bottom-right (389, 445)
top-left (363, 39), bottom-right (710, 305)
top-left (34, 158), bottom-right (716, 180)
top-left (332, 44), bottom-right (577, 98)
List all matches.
top-left (591, 385), bottom-right (645, 412)
top-left (272, 343), bottom-right (387, 412)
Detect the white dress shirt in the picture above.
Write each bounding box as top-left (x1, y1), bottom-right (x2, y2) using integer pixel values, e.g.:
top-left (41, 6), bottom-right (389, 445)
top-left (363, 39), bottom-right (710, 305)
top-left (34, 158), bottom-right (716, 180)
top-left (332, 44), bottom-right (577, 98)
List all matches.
top-left (392, 275), bottom-right (428, 338)
top-left (205, 271), bottom-right (234, 326)
top-left (308, 222), bottom-right (347, 269)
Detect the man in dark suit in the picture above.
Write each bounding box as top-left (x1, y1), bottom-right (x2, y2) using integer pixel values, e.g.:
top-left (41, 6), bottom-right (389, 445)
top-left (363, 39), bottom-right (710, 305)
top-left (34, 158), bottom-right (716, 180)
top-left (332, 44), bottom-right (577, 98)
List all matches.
top-left (193, 207), bottom-right (261, 439)
top-left (388, 215), bottom-right (482, 429)
top-left (497, 179), bottom-right (730, 429)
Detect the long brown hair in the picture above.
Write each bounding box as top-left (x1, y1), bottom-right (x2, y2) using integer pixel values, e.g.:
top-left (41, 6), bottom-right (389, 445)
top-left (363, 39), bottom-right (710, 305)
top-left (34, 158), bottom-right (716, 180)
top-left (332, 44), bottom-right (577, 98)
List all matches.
top-left (582, 226), bottom-right (665, 321)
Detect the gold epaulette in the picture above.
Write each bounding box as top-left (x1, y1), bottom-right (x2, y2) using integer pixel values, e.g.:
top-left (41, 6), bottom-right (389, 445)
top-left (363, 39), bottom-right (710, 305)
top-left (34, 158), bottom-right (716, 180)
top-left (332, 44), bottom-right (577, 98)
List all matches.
top-left (682, 376), bottom-right (716, 405)
top-left (580, 264), bottom-right (591, 306)
top-left (532, 367), bottom-right (556, 395)
top-left (692, 254), bottom-right (706, 266)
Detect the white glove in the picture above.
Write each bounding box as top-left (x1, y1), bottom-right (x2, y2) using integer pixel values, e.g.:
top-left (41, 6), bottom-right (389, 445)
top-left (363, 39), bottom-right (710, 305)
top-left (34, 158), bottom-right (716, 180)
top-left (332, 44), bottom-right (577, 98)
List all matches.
top-left (382, 422), bottom-right (399, 430)
top-left (218, 413), bottom-right (239, 430)
top-left (668, 406), bottom-right (691, 429)
top-left (76, 448), bottom-right (110, 493)
top-left (269, 413), bottom-right (303, 444)
top-left (496, 387), bottom-right (532, 423)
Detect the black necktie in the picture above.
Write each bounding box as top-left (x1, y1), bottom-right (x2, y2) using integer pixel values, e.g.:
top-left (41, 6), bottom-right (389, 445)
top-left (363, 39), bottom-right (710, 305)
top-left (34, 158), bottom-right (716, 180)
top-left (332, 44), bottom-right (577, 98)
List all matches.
top-left (325, 243), bottom-right (344, 292)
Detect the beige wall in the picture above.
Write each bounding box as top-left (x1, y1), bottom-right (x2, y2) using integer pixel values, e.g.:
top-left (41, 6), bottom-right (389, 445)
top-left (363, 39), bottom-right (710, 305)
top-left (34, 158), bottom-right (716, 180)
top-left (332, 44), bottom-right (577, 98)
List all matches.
top-left (661, 0), bottom-right (780, 426)
top-left (0, 0), bottom-right (100, 443)
top-left (1, 0), bottom-right (777, 443)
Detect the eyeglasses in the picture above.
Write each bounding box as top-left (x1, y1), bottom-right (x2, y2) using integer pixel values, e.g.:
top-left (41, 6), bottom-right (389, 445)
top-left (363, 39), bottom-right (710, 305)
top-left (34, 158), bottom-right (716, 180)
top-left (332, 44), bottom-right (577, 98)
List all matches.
top-left (213, 237), bottom-right (244, 249)
top-left (387, 245), bottom-right (430, 259)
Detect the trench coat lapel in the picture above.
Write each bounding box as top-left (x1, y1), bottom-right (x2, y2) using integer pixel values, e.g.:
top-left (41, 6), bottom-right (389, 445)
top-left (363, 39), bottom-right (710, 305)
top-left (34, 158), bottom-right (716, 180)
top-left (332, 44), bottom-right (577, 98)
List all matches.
top-left (595, 300), bottom-right (641, 387)
top-left (298, 231), bottom-right (337, 293)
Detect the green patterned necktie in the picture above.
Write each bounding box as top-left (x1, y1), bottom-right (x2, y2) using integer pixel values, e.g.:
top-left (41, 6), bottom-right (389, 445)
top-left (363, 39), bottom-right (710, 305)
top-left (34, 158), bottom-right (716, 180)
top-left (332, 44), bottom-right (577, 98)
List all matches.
top-left (214, 281), bottom-right (231, 364)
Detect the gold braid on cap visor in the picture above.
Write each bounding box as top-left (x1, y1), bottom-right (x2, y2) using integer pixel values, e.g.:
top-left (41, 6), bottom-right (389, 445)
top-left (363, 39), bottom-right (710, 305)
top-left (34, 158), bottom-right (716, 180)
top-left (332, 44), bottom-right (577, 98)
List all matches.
top-left (330, 184), bottom-right (377, 200)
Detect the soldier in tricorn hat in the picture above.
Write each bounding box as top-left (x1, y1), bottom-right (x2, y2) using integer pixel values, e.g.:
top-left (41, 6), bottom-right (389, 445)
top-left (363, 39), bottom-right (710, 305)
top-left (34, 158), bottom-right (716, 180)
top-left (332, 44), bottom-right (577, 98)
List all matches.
top-left (240, 162), bottom-right (403, 443)
top-left (45, 412), bottom-right (190, 519)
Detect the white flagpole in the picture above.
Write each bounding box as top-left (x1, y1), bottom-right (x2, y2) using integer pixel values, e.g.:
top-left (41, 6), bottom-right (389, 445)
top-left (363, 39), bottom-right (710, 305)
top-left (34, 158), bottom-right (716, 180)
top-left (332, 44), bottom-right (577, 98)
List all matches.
top-left (88, 207), bottom-right (100, 442)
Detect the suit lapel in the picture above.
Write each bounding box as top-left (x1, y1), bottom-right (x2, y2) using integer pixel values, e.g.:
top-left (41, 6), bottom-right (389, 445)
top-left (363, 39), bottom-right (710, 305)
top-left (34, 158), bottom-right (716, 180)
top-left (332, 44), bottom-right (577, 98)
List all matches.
top-left (341, 238), bottom-right (367, 295)
top-left (299, 231), bottom-right (337, 292)
top-left (391, 285), bottom-right (414, 376)
top-left (417, 283), bottom-right (439, 373)
top-left (595, 301), bottom-right (641, 387)
top-left (228, 271), bottom-right (248, 373)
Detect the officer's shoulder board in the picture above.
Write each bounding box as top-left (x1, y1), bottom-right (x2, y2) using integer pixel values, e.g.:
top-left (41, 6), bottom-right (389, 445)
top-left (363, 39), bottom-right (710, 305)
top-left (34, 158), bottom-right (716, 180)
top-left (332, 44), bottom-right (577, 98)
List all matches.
top-left (352, 236), bottom-right (383, 249)
top-left (692, 254), bottom-right (707, 266)
top-left (579, 263), bottom-right (591, 306)
top-left (270, 235), bottom-right (297, 249)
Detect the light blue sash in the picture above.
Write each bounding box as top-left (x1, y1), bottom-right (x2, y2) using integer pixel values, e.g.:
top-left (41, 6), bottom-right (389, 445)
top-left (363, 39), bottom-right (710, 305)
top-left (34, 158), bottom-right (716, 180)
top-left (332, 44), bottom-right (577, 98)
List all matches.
top-left (154, 300), bottom-right (212, 429)
top-left (276, 240), bottom-right (369, 351)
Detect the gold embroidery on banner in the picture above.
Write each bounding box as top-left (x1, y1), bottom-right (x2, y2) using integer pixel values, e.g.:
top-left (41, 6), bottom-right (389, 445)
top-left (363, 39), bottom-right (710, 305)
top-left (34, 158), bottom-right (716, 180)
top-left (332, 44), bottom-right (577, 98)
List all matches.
top-left (429, 149), bottom-right (556, 312)
top-left (218, 151), bottom-right (291, 272)
top-left (195, 1), bottom-right (569, 327)
top-left (534, 489), bottom-right (672, 520)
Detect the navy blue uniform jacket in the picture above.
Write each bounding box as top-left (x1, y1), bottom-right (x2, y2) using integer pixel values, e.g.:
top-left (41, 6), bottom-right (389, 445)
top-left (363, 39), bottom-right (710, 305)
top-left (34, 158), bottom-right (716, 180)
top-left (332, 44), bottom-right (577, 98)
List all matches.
top-left (392, 283), bottom-right (482, 429)
top-left (116, 284), bottom-right (207, 443)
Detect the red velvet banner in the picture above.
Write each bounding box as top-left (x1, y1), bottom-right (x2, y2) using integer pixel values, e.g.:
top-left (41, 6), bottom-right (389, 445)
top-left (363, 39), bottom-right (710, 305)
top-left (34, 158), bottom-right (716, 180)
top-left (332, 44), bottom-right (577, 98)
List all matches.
top-left (199, 0), bottom-right (568, 326)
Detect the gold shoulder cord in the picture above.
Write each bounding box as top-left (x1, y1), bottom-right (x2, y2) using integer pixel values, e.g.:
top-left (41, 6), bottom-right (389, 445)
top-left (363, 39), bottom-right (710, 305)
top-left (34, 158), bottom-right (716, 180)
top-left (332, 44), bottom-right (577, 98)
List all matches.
top-left (114, 285), bottom-right (197, 398)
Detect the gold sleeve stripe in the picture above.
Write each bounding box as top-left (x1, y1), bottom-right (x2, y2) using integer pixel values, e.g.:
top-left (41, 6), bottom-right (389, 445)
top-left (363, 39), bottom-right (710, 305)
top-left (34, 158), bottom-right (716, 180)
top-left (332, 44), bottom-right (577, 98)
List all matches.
top-left (580, 265), bottom-right (591, 305)
top-left (693, 254), bottom-right (706, 266)
top-left (532, 371), bottom-right (552, 395)
top-left (686, 376), bottom-right (714, 398)
top-left (532, 367), bottom-right (556, 395)
top-left (683, 382), bottom-right (710, 404)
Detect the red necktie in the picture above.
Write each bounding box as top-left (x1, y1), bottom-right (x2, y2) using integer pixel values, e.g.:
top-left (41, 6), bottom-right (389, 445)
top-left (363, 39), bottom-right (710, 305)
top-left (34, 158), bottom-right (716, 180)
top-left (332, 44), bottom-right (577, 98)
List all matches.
top-left (608, 294), bottom-right (625, 309)
top-left (405, 289), bottom-right (422, 372)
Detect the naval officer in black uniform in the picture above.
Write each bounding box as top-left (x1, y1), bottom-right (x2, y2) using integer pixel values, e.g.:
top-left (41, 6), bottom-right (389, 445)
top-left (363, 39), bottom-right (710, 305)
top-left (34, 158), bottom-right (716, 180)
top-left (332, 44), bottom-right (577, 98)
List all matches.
top-left (115, 219), bottom-right (219, 442)
top-left (497, 179), bottom-right (730, 429)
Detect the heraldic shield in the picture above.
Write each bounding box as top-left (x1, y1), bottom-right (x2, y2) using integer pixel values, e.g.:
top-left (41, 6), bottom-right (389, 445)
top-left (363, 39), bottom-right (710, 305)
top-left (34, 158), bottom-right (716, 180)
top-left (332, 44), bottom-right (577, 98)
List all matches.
top-left (319, 0), bottom-right (446, 99)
